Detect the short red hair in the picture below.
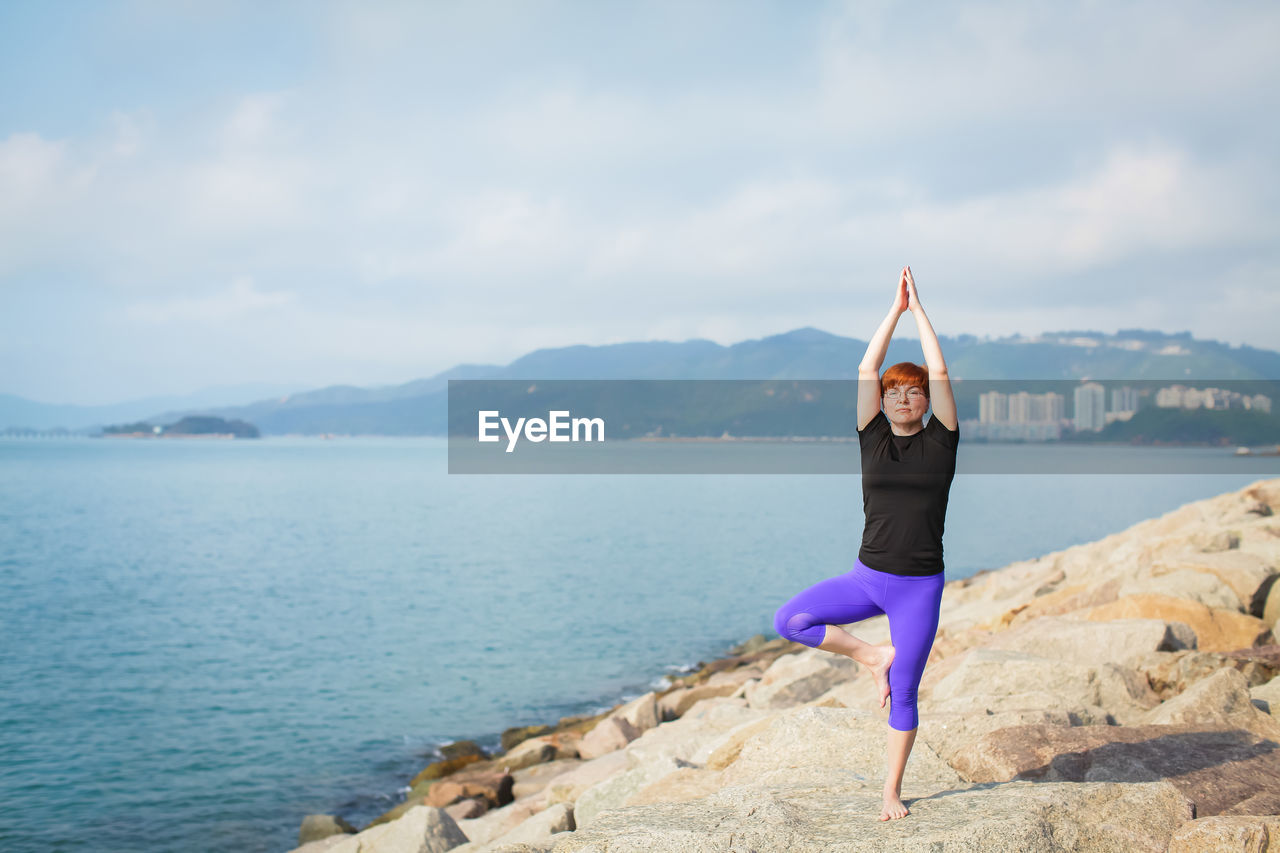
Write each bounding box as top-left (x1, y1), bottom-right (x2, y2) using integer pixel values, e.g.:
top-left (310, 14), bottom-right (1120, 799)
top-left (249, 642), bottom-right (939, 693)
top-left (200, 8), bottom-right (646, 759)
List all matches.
top-left (880, 362), bottom-right (930, 399)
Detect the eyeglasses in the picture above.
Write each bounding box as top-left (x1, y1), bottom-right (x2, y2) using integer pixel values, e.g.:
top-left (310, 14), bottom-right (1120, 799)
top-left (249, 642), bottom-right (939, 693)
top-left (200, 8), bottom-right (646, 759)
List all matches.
top-left (883, 388), bottom-right (925, 402)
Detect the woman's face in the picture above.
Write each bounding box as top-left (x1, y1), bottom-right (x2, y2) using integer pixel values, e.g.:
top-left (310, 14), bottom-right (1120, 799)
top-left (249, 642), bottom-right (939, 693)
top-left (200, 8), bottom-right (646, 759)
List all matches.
top-left (883, 384), bottom-right (928, 427)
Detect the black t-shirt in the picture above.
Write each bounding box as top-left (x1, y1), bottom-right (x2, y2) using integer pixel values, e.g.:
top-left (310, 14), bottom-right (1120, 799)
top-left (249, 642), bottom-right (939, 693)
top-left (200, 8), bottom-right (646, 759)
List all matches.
top-left (857, 409), bottom-right (959, 576)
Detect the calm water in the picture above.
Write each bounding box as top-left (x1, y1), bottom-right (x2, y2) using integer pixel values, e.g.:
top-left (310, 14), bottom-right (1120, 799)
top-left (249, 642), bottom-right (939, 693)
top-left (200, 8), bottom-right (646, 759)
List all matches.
top-left (1, 436), bottom-right (1275, 853)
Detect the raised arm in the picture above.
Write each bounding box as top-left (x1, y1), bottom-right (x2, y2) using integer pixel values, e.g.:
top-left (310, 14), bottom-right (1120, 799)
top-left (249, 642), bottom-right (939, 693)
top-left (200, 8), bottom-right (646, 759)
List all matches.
top-left (857, 270), bottom-right (909, 431)
top-left (904, 266), bottom-right (957, 431)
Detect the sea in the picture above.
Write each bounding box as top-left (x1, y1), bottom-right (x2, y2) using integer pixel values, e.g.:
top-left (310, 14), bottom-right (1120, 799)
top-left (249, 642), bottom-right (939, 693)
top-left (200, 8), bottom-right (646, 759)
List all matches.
top-left (1, 436), bottom-right (1277, 853)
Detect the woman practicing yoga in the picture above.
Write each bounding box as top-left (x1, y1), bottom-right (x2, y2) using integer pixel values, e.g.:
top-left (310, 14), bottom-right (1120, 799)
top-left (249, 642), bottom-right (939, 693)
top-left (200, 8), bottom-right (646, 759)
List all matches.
top-left (772, 265), bottom-right (959, 821)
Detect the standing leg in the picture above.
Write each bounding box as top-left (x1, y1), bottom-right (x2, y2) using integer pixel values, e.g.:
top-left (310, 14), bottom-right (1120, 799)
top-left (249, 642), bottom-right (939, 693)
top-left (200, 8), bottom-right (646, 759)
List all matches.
top-left (878, 571), bottom-right (944, 820)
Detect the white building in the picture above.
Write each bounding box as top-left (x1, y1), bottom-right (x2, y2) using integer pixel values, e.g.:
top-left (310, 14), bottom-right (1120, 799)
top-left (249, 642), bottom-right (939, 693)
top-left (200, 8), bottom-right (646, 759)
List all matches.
top-left (1074, 383), bottom-right (1106, 432)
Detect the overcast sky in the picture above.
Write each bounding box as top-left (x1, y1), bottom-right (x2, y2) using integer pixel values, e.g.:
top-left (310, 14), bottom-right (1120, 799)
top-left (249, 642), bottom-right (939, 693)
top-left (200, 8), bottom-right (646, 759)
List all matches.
top-left (2, 0), bottom-right (1277, 405)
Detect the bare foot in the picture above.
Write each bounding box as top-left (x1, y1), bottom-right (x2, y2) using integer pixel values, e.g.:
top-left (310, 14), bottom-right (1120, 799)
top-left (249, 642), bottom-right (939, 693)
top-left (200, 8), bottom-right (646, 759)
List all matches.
top-left (880, 789), bottom-right (909, 820)
top-left (866, 644), bottom-right (895, 709)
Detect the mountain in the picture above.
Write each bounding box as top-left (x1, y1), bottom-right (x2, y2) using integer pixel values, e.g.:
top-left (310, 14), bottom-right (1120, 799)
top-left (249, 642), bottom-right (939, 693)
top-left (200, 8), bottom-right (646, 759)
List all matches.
top-left (0, 381), bottom-right (313, 432)
top-left (5, 327), bottom-right (1279, 435)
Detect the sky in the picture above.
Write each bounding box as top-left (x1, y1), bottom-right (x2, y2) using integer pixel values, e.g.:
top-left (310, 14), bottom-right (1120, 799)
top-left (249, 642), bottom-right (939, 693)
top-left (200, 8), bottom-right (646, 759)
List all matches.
top-left (1, 0), bottom-right (1278, 405)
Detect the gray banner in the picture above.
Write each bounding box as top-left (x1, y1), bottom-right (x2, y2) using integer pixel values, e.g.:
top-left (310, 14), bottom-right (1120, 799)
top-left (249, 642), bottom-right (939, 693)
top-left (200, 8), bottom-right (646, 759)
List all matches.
top-left (447, 379), bottom-right (1280, 474)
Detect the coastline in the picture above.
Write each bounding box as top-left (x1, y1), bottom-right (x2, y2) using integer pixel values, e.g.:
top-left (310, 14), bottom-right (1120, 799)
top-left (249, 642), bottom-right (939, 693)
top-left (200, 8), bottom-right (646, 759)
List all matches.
top-left (290, 477), bottom-right (1280, 852)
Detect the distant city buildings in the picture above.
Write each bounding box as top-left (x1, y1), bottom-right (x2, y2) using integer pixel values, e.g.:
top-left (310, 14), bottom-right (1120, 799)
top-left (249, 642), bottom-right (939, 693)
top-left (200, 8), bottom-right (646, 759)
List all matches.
top-left (960, 382), bottom-right (1273, 441)
top-left (1155, 385), bottom-right (1272, 413)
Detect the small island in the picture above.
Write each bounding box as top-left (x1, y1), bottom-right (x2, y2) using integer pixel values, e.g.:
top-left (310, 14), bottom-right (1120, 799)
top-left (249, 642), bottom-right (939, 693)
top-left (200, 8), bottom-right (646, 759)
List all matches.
top-left (100, 415), bottom-right (260, 439)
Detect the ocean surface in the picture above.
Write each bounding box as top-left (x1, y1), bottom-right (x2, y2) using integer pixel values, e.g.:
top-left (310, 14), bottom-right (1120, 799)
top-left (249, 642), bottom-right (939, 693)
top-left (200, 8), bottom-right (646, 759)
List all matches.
top-left (1, 436), bottom-right (1277, 853)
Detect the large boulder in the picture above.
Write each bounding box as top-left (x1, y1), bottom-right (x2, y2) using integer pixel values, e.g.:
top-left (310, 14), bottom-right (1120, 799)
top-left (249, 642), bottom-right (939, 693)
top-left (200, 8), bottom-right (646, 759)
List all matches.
top-left (576, 716), bottom-right (641, 760)
top-left (978, 615), bottom-right (1194, 668)
top-left (1076, 594), bottom-right (1272, 652)
top-left (1139, 666), bottom-right (1280, 740)
top-left (925, 647), bottom-right (1158, 725)
top-left (548, 779), bottom-right (1192, 852)
top-left (742, 648), bottom-right (859, 710)
top-left (948, 722), bottom-right (1280, 817)
top-left (717, 705), bottom-right (965, 794)
top-left (327, 805), bottom-right (469, 853)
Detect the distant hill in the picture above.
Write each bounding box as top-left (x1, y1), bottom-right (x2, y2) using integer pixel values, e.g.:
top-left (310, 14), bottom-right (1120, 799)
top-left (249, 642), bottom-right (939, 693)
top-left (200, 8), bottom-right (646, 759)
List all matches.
top-left (5, 327), bottom-right (1280, 435)
top-left (0, 381), bottom-right (311, 432)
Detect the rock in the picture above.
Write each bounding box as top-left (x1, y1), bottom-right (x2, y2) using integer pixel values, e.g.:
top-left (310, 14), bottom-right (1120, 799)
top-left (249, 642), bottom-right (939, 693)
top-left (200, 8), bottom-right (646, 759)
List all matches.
top-left (656, 682), bottom-right (743, 719)
top-left (1118, 570), bottom-right (1243, 612)
top-left (980, 616), bottom-right (1194, 668)
top-left (502, 724), bottom-right (555, 752)
top-left (479, 802), bottom-right (574, 850)
top-left (917, 708), bottom-right (1079, 765)
top-left (619, 697), bottom-right (765, 772)
top-left (949, 722), bottom-right (1280, 817)
top-left (444, 798), bottom-right (488, 821)
top-left (613, 691), bottom-right (660, 735)
top-left (289, 836), bottom-right (349, 853)
top-left (625, 766), bottom-right (725, 808)
top-left (425, 766), bottom-right (514, 809)
top-left (718, 705), bottom-right (965, 794)
top-left (926, 647), bottom-right (1156, 725)
top-left (1168, 815), bottom-right (1280, 851)
top-left (728, 634), bottom-right (770, 655)
top-left (994, 578), bottom-right (1123, 629)
top-left (1150, 550), bottom-right (1278, 618)
top-left (297, 814), bottom-right (356, 846)
top-left (541, 749), bottom-right (631, 807)
top-left (502, 732), bottom-right (581, 770)
top-left (1140, 667), bottom-right (1280, 740)
top-left (742, 648), bottom-right (859, 710)
top-left (456, 793), bottom-right (555, 848)
top-left (1251, 673), bottom-right (1280, 715)
top-left (511, 758), bottom-right (584, 800)
top-left (327, 804), bottom-right (469, 853)
top-left (547, 779), bottom-right (1192, 852)
top-left (577, 716), bottom-right (641, 760)
top-left (1078, 594), bottom-right (1272, 652)
top-left (409, 753), bottom-right (487, 788)
top-left (572, 755), bottom-right (697, 828)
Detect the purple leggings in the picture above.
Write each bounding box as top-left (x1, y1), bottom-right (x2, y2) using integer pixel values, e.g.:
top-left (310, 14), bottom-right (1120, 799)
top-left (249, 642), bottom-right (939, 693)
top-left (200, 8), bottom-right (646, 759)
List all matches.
top-left (772, 558), bottom-right (943, 731)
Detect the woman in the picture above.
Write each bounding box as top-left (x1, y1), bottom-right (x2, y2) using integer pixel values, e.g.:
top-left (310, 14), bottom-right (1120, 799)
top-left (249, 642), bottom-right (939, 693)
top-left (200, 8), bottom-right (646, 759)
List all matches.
top-left (772, 265), bottom-right (959, 821)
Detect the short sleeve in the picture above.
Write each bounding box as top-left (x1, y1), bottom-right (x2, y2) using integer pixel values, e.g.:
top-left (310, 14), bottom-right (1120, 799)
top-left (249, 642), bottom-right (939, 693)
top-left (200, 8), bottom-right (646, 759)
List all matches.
top-left (925, 414), bottom-right (959, 451)
top-left (857, 408), bottom-right (890, 450)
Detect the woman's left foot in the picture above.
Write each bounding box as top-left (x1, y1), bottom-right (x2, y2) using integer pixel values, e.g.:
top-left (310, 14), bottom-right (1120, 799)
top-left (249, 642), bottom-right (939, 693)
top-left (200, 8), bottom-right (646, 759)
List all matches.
top-left (879, 789), bottom-right (909, 820)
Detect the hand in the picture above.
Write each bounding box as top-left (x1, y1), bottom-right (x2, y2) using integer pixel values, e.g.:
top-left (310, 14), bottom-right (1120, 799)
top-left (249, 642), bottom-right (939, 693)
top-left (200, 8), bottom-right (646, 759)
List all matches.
top-left (892, 268), bottom-right (909, 314)
top-left (904, 266), bottom-right (920, 313)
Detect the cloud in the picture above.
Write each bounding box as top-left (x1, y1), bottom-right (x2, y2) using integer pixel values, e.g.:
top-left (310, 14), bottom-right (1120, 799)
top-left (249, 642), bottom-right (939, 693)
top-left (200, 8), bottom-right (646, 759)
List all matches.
top-left (124, 275), bottom-right (296, 325)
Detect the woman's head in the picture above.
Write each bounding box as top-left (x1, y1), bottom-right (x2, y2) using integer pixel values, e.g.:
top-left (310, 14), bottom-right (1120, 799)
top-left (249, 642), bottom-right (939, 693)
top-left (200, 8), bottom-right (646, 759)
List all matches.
top-left (880, 362), bottom-right (929, 428)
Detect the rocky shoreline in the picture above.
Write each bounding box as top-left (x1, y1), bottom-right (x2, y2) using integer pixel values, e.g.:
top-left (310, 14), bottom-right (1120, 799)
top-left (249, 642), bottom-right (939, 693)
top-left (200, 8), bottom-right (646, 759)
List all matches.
top-left (290, 477), bottom-right (1280, 852)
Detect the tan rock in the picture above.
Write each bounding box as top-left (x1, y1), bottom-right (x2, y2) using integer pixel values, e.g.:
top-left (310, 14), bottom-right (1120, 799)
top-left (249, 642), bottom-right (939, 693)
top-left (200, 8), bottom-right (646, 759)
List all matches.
top-left (926, 647), bottom-right (1155, 725)
top-left (624, 766), bottom-right (725, 808)
top-left (656, 682), bottom-right (741, 718)
top-left (576, 716), bottom-right (640, 760)
top-left (510, 759), bottom-right (584, 801)
top-left (541, 750), bottom-right (631, 807)
top-left (1151, 550), bottom-right (1278, 617)
top-left (948, 722), bottom-right (1280, 817)
top-left (1140, 666), bottom-right (1280, 740)
top-left (327, 805), bottom-right (469, 853)
top-left (1168, 815), bottom-right (1280, 851)
top-left (717, 704), bottom-right (964, 794)
top-left (548, 779), bottom-right (1192, 853)
top-left (741, 647), bottom-right (859, 710)
top-left (980, 615), bottom-right (1193, 668)
top-left (1079, 594), bottom-right (1272, 652)
top-left (425, 766), bottom-right (513, 809)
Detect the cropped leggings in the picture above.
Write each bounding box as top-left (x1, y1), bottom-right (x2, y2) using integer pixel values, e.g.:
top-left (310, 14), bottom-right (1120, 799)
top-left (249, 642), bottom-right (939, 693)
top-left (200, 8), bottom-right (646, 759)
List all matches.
top-left (772, 558), bottom-right (943, 731)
